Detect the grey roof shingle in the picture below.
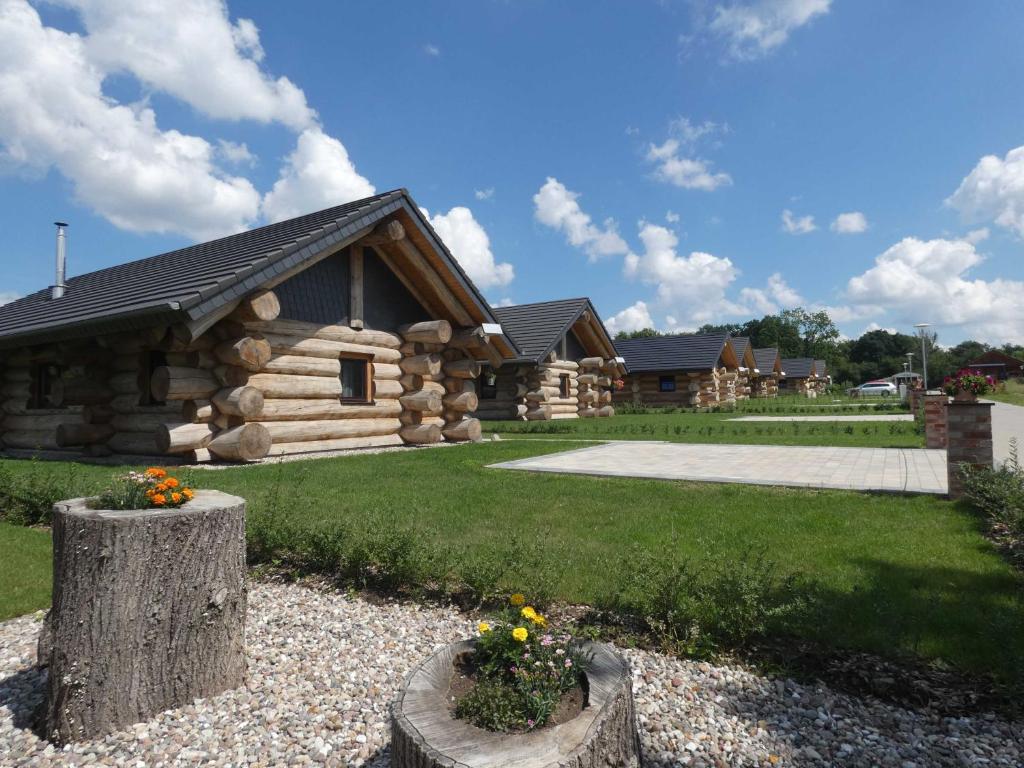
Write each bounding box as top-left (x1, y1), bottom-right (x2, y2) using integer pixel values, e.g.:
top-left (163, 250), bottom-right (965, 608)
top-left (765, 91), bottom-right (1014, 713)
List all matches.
top-left (492, 298), bottom-right (594, 363)
top-left (753, 347), bottom-right (780, 374)
top-left (814, 359), bottom-right (828, 377)
top-left (0, 189), bottom-right (504, 349)
top-left (781, 358), bottom-right (816, 378)
top-left (615, 332), bottom-right (730, 373)
top-left (730, 336), bottom-right (751, 359)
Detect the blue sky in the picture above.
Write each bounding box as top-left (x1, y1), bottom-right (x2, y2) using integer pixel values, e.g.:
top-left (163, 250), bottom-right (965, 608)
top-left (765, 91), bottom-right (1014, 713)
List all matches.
top-left (2, 0), bottom-right (1023, 345)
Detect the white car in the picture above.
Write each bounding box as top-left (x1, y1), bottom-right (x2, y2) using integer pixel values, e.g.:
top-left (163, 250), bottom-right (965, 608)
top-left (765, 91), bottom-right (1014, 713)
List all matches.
top-left (850, 381), bottom-right (898, 397)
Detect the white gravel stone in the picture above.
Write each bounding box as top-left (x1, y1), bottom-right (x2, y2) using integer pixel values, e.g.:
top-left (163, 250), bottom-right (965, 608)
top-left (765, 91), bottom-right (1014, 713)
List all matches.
top-left (1, 581), bottom-right (1021, 767)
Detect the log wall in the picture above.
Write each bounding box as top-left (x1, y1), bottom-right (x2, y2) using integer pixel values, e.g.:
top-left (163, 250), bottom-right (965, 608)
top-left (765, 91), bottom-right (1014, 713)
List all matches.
top-left (614, 366), bottom-right (741, 410)
top-left (475, 354), bottom-right (618, 421)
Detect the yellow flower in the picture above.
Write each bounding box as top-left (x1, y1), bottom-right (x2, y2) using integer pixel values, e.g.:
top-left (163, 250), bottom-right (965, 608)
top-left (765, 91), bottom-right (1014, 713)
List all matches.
top-left (171, 492), bottom-right (182, 504)
top-left (509, 593), bottom-right (525, 606)
top-left (521, 606), bottom-right (537, 621)
top-left (531, 614), bottom-right (547, 628)
top-left (477, 621), bottom-right (491, 633)
top-left (182, 488), bottom-right (194, 501)
top-left (512, 627), bottom-right (528, 642)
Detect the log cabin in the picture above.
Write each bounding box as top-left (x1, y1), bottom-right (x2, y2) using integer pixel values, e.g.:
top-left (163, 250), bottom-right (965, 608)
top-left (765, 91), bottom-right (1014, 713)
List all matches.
top-left (727, 337), bottom-right (757, 400)
top-left (967, 350), bottom-right (1024, 380)
top-left (0, 190), bottom-right (518, 462)
top-left (778, 357), bottom-right (826, 397)
top-left (474, 298), bottom-right (623, 421)
top-left (751, 347), bottom-right (782, 398)
top-left (613, 332), bottom-right (741, 409)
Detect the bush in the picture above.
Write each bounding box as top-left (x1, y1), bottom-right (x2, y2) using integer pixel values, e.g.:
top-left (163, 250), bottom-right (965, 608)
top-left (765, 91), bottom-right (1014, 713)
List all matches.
top-left (0, 459), bottom-right (89, 525)
top-left (597, 544), bottom-right (813, 655)
top-left (960, 440), bottom-right (1024, 563)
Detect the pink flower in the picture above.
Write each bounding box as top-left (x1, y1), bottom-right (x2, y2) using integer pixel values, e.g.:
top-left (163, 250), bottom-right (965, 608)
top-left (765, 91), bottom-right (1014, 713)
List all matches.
top-left (564, 659), bottom-right (573, 668)
top-left (527, 719), bottom-right (535, 728)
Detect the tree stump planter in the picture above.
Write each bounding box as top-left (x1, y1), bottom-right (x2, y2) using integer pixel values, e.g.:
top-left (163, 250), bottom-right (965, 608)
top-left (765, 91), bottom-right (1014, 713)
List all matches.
top-left (41, 490), bottom-right (247, 744)
top-left (391, 640), bottom-right (642, 768)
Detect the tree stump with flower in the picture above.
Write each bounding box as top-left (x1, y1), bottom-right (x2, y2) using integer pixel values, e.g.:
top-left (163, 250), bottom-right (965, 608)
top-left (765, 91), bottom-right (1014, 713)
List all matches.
top-left (40, 468), bottom-right (247, 744)
top-left (391, 594), bottom-right (642, 768)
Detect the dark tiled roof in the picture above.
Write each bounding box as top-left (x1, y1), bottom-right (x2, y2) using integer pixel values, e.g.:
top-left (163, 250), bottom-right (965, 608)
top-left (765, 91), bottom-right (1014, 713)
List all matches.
top-left (0, 189), bottom-right (502, 348)
top-left (730, 336), bottom-right (750, 358)
top-left (814, 359), bottom-right (828, 377)
top-left (493, 298), bottom-right (592, 363)
top-left (781, 358), bottom-right (815, 378)
top-left (615, 332), bottom-right (730, 373)
top-left (753, 347), bottom-right (779, 374)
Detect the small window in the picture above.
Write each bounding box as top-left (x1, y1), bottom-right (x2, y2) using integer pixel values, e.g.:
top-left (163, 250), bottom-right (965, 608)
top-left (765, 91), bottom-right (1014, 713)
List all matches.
top-left (659, 375), bottom-right (676, 393)
top-left (340, 354), bottom-right (372, 403)
top-left (480, 368), bottom-right (497, 400)
top-left (139, 350), bottom-right (167, 406)
top-left (29, 363), bottom-right (63, 410)
top-left (560, 374), bottom-right (571, 399)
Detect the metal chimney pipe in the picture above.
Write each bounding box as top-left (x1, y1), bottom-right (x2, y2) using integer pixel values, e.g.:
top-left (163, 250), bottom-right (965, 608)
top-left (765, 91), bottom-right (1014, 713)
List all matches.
top-left (52, 221), bottom-right (68, 300)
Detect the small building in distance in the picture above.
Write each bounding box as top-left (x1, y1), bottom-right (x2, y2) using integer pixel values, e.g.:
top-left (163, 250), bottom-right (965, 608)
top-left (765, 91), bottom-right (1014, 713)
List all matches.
top-left (967, 350), bottom-right (1024, 380)
top-left (751, 347), bottom-right (782, 398)
top-left (727, 337), bottom-right (758, 399)
top-left (475, 298), bottom-right (622, 421)
top-left (614, 332), bottom-right (741, 409)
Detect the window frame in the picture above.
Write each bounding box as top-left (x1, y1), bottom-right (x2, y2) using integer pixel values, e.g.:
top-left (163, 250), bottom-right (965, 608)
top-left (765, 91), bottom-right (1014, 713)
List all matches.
top-left (479, 368), bottom-right (498, 400)
top-left (139, 350), bottom-right (168, 407)
top-left (28, 362), bottom-right (64, 410)
top-left (339, 352), bottom-right (374, 404)
top-left (658, 374), bottom-right (676, 393)
top-left (559, 373), bottom-right (571, 399)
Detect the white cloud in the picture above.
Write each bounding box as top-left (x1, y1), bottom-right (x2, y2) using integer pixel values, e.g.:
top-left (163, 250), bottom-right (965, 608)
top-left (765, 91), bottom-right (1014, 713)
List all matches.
top-left (946, 145), bottom-right (1024, 237)
top-left (709, 0), bottom-right (832, 60)
top-left (0, 292), bottom-right (21, 306)
top-left (965, 227), bottom-right (990, 244)
top-left (665, 210), bottom-right (680, 223)
top-left (58, 0), bottom-right (316, 130)
top-left (646, 139), bottom-right (732, 191)
top-left (625, 221), bottom-right (741, 325)
top-left (831, 211), bottom-right (868, 234)
top-left (604, 301), bottom-right (655, 335)
top-left (669, 117), bottom-right (726, 145)
top-left (424, 44), bottom-right (441, 57)
top-left (218, 139), bottom-right (256, 166)
top-left (533, 177), bottom-right (632, 261)
top-left (261, 128), bottom-right (375, 223)
top-left (421, 206), bottom-right (514, 290)
top-left (845, 236), bottom-right (1024, 344)
top-left (474, 187), bottom-right (495, 201)
top-left (493, 297), bottom-right (515, 308)
top-left (862, 322), bottom-right (899, 335)
top-left (625, 126), bottom-right (640, 136)
top-left (0, 0), bottom-right (261, 240)
top-left (738, 271), bottom-right (803, 314)
top-left (781, 209), bottom-right (816, 234)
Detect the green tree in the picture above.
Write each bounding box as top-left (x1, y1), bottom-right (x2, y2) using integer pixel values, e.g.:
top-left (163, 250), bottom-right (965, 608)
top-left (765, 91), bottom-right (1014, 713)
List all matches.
top-left (614, 328), bottom-right (663, 341)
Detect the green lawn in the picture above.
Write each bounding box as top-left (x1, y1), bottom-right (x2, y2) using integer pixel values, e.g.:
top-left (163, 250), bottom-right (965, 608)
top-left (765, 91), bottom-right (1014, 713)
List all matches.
top-left (990, 380), bottom-right (1024, 407)
top-left (0, 522), bottom-right (51, 621)
top-left (1, 442), bottom-right (1022, 684)
top-left (482, 407), bottom-right (922, 447)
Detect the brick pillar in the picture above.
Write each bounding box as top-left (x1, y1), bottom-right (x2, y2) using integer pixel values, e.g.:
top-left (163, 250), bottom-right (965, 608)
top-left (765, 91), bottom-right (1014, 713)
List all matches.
top-left (908, 388), bottom-right (922, 417)
top-left (945, 401), bottom-right (994, 498)
top-left (924, 394), bottom-right (948, 449)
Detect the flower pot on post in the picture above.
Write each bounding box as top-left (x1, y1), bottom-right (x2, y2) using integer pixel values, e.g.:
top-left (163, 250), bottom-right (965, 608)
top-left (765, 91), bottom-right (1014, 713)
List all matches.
top-left (41, 489), bottom-right (247, 744)
top-left (391, 640), bottom-right (642, 768)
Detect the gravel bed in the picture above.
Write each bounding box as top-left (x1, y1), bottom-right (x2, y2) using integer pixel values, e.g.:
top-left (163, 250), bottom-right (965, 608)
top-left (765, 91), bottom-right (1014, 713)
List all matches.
top-left (2, 582), bottom-right (1020, 767)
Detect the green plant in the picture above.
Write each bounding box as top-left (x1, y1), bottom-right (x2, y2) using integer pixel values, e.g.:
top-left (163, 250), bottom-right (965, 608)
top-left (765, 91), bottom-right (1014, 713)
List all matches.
top-left (944, 369), bottom-right (995, 397)
top-left (454, 596), bottom-right (588, 732)
top-left (0, 459), bottom-right (86, 525)
top-left (93, 467), bottom-right (196, 509)
top-left (960, 439), bottom-right (1024, 563)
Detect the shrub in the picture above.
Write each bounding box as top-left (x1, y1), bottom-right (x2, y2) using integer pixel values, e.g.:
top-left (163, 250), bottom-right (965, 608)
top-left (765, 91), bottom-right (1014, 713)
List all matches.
top-left (0, 459), bottom-right (88, 525)
top-left (960, 440), bottom-right (1024, 563)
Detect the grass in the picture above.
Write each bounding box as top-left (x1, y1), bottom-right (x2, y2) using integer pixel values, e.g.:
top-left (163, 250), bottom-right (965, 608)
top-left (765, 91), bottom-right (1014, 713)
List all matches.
top-left (2, 442), bottom-right (1023, 684)
top-left (0, 522), bottom-right (51, 621)
top-left (481, 407), bottom-right (922, 448)
top-left (990, 380), bottom-right (1024, 407)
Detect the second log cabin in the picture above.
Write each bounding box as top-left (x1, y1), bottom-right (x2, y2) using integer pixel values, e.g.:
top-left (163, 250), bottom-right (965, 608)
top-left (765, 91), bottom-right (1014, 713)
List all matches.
top-left (0, 190), bottom-right (518, 462)
top-left (751, 347), bottom-right (782, 398)
top-left (474, 298), bottom-right (623, 421)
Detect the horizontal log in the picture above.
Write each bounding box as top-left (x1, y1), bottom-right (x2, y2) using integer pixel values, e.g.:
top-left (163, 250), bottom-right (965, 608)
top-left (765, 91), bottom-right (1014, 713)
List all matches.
top-left (213, 365), bottom-right (250, 387)
top-left (165, 351), bottom-right (216, 369)
top-left (399, 424), bottom-right (442, 444)
top-left (207, 423), bottom-right (271, 462)
top-left (229, 290), bottom-right (281, 323)
top-left (3, 429), bottom-right (59, 450)
top-left (262, 418), bottom-right (400, 443)
top-left (444, 358), bottom-right (480, 380)
top-left (251, 399), bottom-right (401, 421)
top-left (184, 448), bottom-right (213, 463)
top-left (596, 405), bottom-right (615, 417)
top-left (540, 360), bottom-right (580, 372)
top-left (183, 399), bottom-right (215, 423)
top-left (246, 319), bottom-right (402, 349)
top-left (443, 391), bottom-right (479, 413)
top-left (578, 390), bottom-right (597, 405)
top-left (261, 332), bottom-right (401, 363)
top-left (151, 366), bottom-right (219, 401)
top-left (549, 404), bottom-right (579, 414)
top-left (400, 412), bottom-right (445, 426)
top-left (596, 376), bottom-right (612, 388)
top-left (3, 413), bottom-right (77, 430)
top-left (442, 418), bottom-right (481, 442)
top-left (265, 434), bottom-right (404, 457)
top-left (576, 374), bottom-right (598, 386)
top-left (374, 379), bottom-right (403, 399)
top-left (83, 404), bottom-right (115, 424)
top-left (448, 327), bottom-right (488, 350)
top-left (246, 373), bottom-right (341, 399)
top-left (373, 363), bottom-right (402, 381)
top-left (212, 386), bottom-right (264, 419)
top-left (156, 422), bottom-right (217, 454)
top-left (400, 390), bottom-right (443, 413)
top-left (400, 354), bottom-right (442, 377)
top-left (524, 387), bottom-right (555, 403)
top-left (525, 405), bottom-right (553, 420)
top-left (599, 390), bottom-right (613, 404)
top-left (109, 396), bottom-right (183, 415)
top-left (51, 378), bottom-right (114, 407)
top-left (578, 357), bottom-right (604, 369)
top-left (214, 336), bottom-right (272, 372)
top-left (550, 412), bottom-right (580, 420)
top-left (110, 412), bottom-right (182, 433)
top-left (398, 320), bottom-right (452, 345)
top-left (107, 432), bottom-right (159, 456)
top-left (262, 354), bottom-right (340, 377)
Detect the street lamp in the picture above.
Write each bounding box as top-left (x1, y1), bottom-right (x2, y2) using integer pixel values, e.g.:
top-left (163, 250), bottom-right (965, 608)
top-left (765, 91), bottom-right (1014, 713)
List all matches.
top-left (914, 323), bottom-right (930, 390)
top-left (905, 352), bottom-right (914, 377)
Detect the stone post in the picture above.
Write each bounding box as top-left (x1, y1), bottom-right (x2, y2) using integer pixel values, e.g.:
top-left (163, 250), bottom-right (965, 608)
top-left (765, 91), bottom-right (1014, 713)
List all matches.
top-left (908, 388), bottom-right (922, 419)
top-left (945, 401), bottom-right (994, 499)
top-left (923, 393), bottom-right (948, 449)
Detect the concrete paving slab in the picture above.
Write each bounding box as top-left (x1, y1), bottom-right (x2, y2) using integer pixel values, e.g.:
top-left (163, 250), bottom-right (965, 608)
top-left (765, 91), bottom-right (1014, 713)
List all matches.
top-left (490, 442), bottom-right (948, 494)
top-left (726, 415), bottom-right (914, 423)
top-left (990, 400), bottom-right (1024, 466)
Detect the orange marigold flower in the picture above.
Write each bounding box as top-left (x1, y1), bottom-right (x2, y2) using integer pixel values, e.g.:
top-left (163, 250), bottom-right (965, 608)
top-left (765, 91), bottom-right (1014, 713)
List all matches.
top-left (171, 492), bottom-right (182, 504)
top-left (154, 483), bottom-right (167, 493)
top-left (151, 493), bottom-right (166, 505)
top-left (164, 477), bottom-right (179, 488)
top-left (145, 467), bottom-right (167, 478)
top-left (182, 488), bottom-right (195, 500)
top-left (510, 593), bottom-right (526, 606)
top-left (145, 489), bottom-right (155, 497)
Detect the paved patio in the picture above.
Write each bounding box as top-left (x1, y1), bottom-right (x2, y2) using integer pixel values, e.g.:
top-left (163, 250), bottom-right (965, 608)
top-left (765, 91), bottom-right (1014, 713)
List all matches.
top-left (491, 442), bottom-right (949, 494)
